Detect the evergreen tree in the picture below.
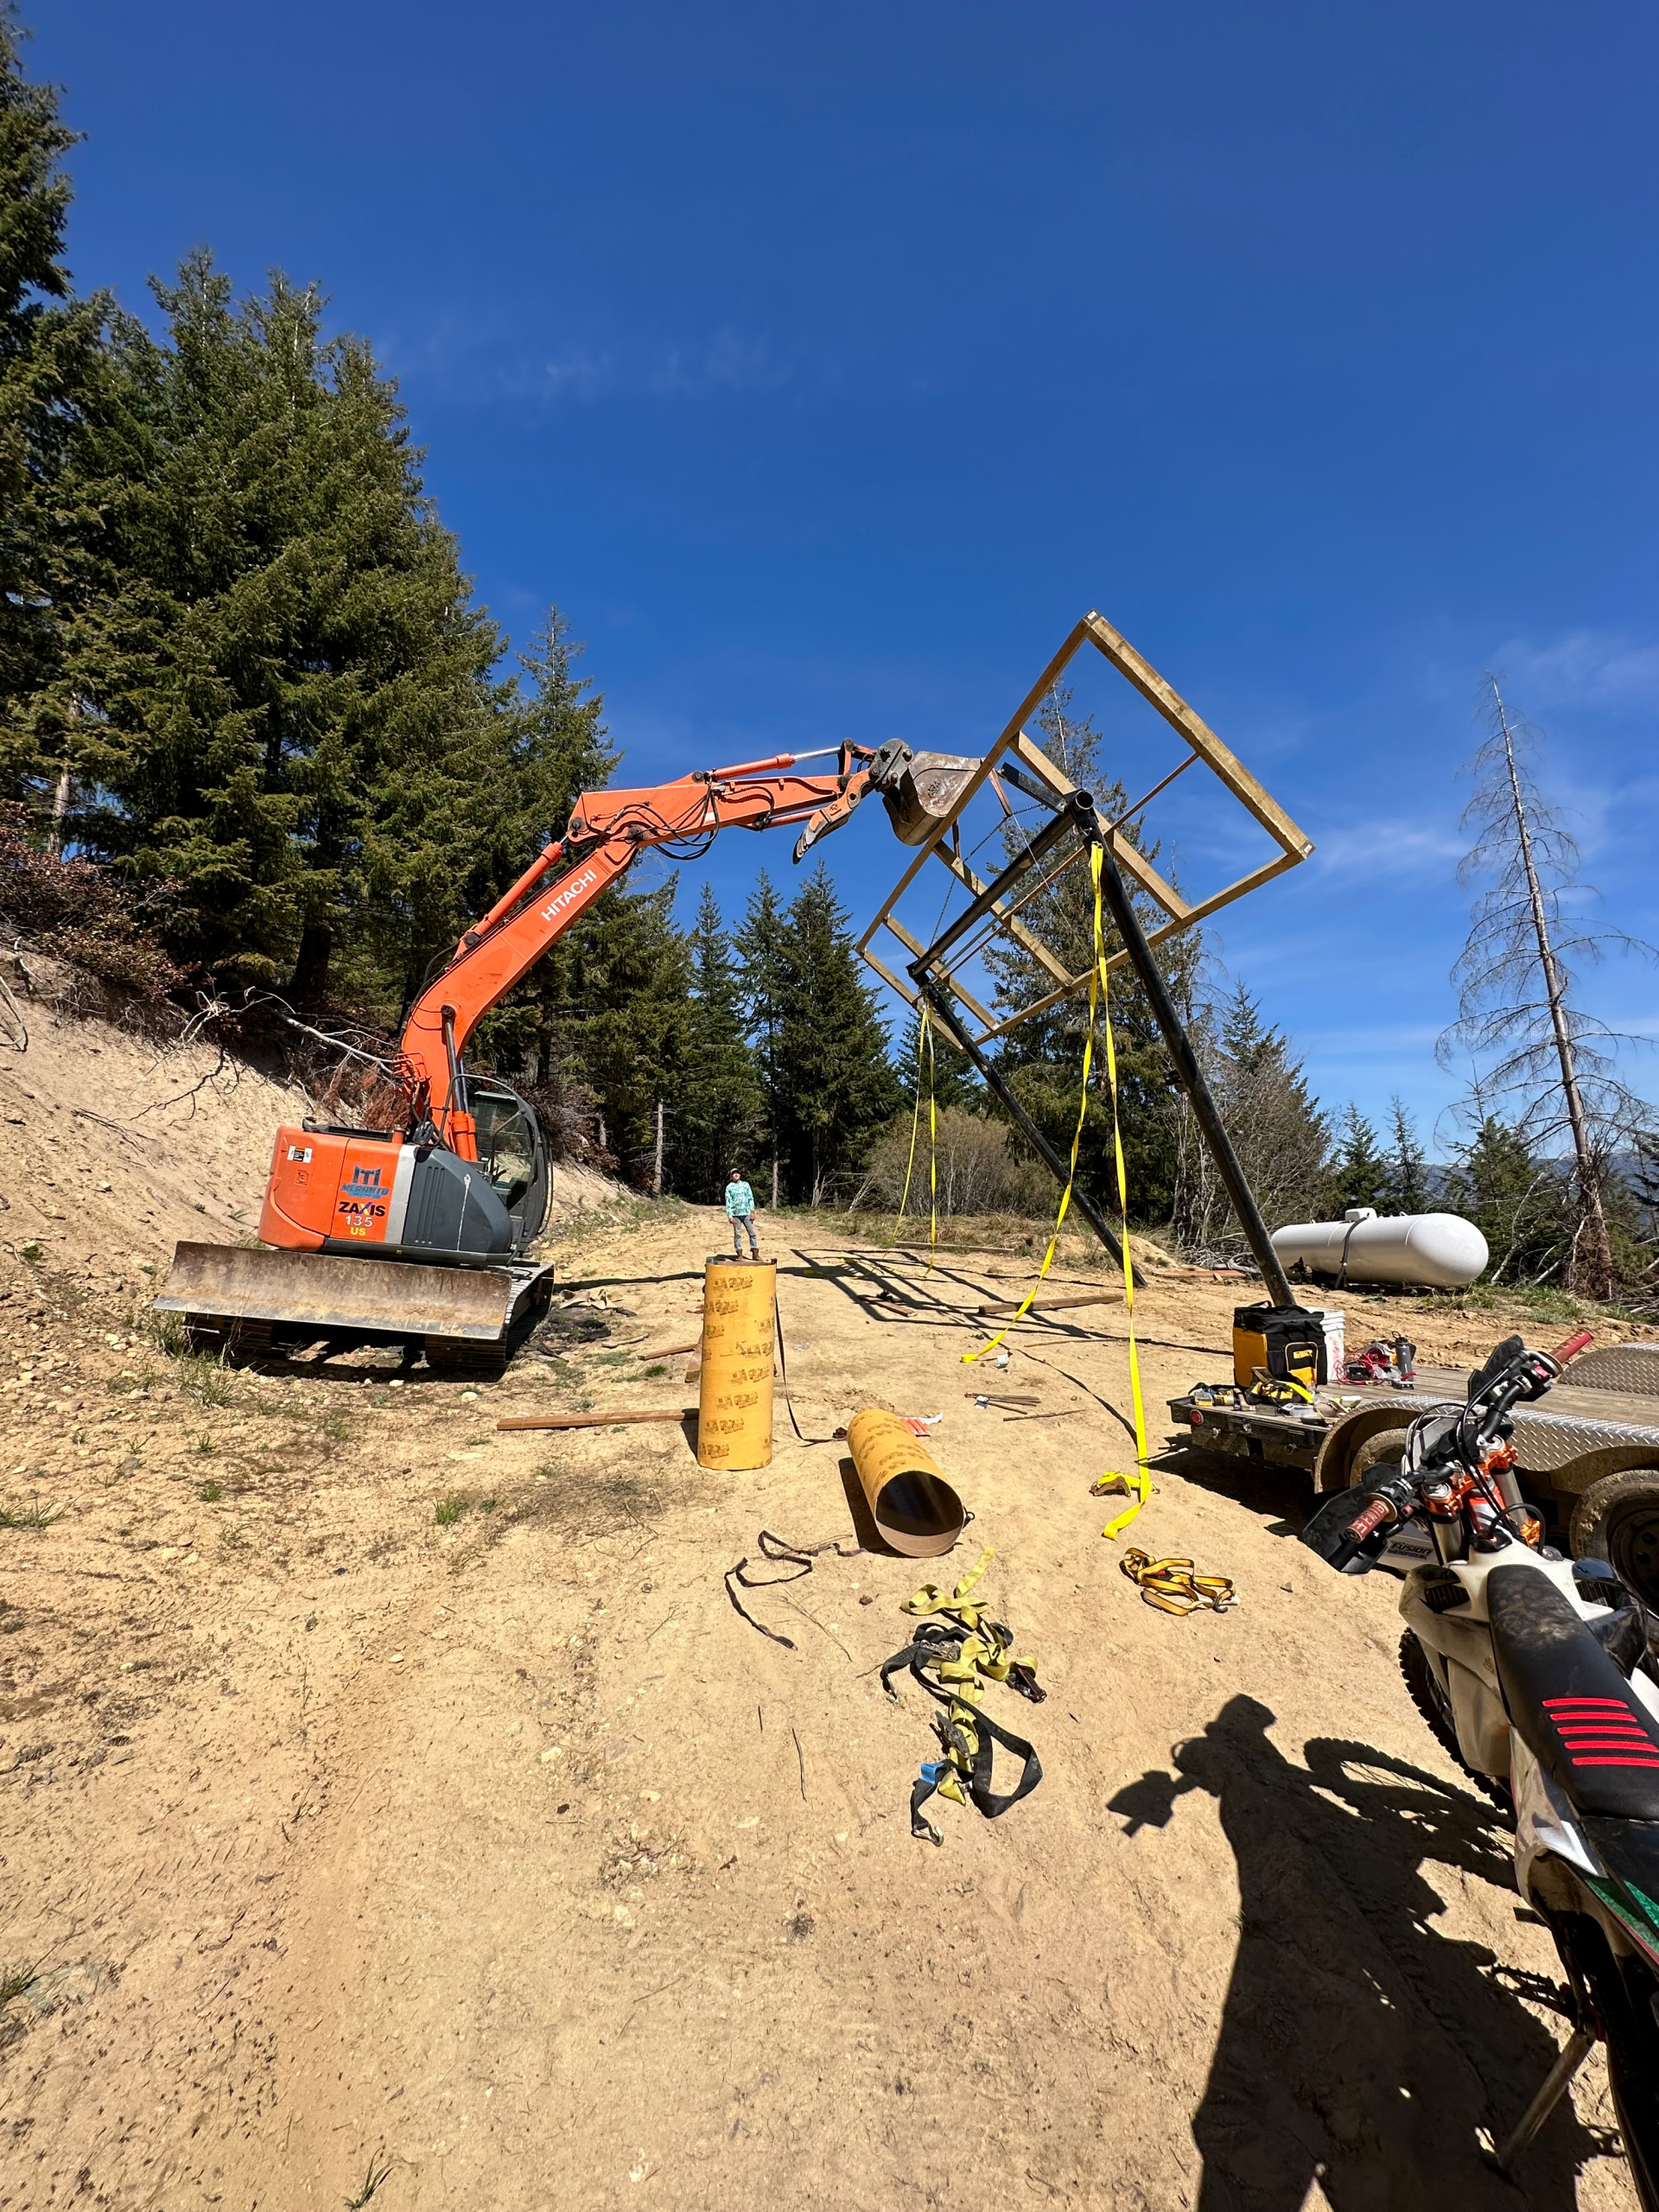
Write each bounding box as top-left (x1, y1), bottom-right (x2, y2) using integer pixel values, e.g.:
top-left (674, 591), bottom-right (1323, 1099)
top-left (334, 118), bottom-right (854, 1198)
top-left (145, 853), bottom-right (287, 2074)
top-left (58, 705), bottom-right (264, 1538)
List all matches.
top-left (677, 883), bottom-right (763, 1200)
top-left (774, 862), bottom-right (901, 1202)
top-left (1452, 1116), bottom-right (1572, 1285)
top-left (734, 869), bottom-right (789, 1203)
top-left (0, 10), bottom-right (108, 817)
top-left (896, 1007), bottom-right (979, 1113)
top-left (557, 880), bottom-right (691, 1187)
top-left (984, 683), bottom-right (1198, 1225)
top-left (1169, 982), bottom-right (1328, 1253)
top-left (470, 608), bottom-right (619, 1077)
top-left (50, 253), bottom-right (519, 1007)
top-left (1382, 1095), bottom-right (1431, 1214)
top-left (1325, 1103), bottom-right (1389, 1216)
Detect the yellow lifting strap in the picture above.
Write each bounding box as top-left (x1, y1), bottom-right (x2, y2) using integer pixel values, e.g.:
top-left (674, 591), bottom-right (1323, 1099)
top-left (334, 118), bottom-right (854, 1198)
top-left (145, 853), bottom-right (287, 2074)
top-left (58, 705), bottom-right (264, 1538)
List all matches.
top-left (961, 844), bottom-right (1150, 1538)
top-left (893, 1000), bottom-right (938, 1273)
top-left (1120, 1548), bottom-right (1237, 1617)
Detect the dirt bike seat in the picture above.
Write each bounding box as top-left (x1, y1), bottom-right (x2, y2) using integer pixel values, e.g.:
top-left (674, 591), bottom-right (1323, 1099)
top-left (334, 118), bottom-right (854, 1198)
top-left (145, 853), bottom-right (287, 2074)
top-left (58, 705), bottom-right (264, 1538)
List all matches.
top-left (1487, 1563), bottom-right (1659, 1821)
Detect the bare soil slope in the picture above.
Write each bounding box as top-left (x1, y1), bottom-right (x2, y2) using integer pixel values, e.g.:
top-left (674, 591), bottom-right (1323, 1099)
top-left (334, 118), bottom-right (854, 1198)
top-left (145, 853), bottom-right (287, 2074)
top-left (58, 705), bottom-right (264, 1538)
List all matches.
top-left (2, 1007), bottom-right (1654, 2211)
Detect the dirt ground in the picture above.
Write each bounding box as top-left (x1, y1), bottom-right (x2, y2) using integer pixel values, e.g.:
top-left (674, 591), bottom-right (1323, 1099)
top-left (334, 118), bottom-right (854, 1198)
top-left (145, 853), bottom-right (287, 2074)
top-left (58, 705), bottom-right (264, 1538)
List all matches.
top-left (3, 1004), bottom-right (1656, 2211)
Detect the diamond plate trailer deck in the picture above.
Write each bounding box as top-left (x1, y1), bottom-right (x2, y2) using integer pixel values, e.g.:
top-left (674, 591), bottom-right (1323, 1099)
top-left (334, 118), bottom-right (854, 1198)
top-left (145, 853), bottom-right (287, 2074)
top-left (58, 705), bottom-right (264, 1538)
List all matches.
top-left (1166, 1340), bottom-right (1659, 1598)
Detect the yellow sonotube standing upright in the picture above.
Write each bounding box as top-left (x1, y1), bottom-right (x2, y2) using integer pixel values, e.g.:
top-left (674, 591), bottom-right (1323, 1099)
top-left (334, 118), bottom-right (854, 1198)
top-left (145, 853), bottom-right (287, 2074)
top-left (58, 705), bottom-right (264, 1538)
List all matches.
top-left (696, 1256), bottom-right (777, 1470)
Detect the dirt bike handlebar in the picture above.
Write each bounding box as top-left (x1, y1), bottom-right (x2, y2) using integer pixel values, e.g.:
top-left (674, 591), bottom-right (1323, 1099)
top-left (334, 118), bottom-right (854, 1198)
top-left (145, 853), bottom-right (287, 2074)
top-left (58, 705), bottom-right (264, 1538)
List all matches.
top-left (1554, 1329), bottom-right (1594, 1364)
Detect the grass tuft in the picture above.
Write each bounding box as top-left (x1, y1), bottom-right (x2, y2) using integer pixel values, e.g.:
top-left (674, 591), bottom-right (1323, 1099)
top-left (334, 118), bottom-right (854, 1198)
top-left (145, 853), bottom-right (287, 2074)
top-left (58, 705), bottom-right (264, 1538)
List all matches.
top-left (0, 1962), bottom-right (39, 2010)
top-left (175, 1353), bottom-right (236, 1408)
top-left (434, 1496), bottom-right (465, 1526)
top-left (0, 1498), bottom-right (62, 1530)
top-left (198, 1479), bottom-right (223, 1503)
top-left (344, 2152), bottom-right (393, 2209)
top-left (149, 1312), bottom-right (188, 1357)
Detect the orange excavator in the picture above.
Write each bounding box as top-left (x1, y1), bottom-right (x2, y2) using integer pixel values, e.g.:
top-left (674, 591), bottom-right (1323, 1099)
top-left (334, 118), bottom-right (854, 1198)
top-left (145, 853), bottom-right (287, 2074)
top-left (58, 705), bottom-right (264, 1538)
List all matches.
top-left (155, 739), bottom-right (975, 1368)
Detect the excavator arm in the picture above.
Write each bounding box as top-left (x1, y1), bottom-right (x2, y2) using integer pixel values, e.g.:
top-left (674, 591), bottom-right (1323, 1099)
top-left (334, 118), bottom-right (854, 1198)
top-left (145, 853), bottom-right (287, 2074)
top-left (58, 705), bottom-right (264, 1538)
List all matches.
top-left (397, 743), bottom-right (876, 1144)
top-left (163, 733), bottom-right (976, 1357)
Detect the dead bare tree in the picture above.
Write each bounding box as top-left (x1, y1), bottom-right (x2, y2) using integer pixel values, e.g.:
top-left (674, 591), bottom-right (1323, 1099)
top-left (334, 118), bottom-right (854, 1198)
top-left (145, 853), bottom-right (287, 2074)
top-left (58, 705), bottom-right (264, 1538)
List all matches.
top-left (1437, 677), bottom-right (1655, 1300)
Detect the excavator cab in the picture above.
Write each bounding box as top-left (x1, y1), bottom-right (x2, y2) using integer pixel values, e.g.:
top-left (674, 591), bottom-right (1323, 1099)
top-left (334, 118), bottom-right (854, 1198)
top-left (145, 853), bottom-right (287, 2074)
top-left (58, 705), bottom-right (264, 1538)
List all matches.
top-left (468, 1083), bottom-right (549, 1250)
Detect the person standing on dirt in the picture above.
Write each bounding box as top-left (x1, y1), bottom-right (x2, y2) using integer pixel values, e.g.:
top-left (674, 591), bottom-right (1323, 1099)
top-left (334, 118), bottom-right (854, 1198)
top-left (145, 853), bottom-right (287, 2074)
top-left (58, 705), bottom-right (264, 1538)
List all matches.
top-left (725, 1167), bottom-right (760, 1258)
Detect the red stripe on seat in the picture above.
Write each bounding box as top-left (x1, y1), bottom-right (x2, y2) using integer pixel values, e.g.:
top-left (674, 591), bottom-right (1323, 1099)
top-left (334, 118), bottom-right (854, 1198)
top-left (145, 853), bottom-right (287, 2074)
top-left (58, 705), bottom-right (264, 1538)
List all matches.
top-left (1570, 1757), bottom-right (1659, 1769)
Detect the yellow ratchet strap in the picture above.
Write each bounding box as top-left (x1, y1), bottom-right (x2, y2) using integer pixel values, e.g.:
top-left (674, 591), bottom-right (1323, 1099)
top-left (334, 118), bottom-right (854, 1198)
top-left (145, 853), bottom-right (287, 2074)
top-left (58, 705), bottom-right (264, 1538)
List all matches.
top-left (1089, 842), bottom-right (1150, 1536)
top-left (893, 1001), bottom-right (938, 1274)
top-left (1120, 1548), bottom-right (1236, 1618)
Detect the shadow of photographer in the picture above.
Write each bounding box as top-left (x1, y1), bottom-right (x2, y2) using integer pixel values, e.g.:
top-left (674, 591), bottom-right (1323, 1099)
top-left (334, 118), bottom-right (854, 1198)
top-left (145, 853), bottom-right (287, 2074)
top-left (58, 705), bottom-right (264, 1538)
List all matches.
top-left (1109, 1694), bottom-right (1612, 2211)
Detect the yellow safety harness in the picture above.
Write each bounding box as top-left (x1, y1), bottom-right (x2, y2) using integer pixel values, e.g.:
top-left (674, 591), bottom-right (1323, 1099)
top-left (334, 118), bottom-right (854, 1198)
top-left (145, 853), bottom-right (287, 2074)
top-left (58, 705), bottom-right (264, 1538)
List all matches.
top-left (959, 843), bottom-right (1150, 1537)
top-left (881, 1547), bottom-right (1045, 1846)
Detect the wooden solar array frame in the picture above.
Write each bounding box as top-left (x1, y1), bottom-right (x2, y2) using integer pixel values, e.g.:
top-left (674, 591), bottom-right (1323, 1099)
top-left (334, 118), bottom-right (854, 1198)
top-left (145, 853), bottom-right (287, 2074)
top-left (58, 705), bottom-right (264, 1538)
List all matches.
top-left (856, 610), bottom-right (1313, 1046)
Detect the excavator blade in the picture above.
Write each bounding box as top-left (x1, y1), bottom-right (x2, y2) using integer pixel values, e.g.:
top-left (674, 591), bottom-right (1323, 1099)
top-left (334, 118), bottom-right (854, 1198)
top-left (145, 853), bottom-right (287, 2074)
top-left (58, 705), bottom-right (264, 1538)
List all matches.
top-left (155, 1242), bottom-right (554, 1360)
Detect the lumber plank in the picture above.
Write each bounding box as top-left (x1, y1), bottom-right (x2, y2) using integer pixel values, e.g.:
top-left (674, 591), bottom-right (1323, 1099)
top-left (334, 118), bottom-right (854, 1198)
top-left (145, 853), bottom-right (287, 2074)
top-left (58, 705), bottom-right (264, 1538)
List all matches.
top-left (497, 1408), bottom-right (694, 1432)
top-left (974, 1290), bottom-right (1126, 1316)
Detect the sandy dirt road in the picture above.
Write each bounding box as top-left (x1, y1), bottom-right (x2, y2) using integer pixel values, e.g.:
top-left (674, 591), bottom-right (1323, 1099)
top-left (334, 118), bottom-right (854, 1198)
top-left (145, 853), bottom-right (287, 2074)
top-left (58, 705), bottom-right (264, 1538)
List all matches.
top-left (1, 1014), bottom-right (1653, 2211)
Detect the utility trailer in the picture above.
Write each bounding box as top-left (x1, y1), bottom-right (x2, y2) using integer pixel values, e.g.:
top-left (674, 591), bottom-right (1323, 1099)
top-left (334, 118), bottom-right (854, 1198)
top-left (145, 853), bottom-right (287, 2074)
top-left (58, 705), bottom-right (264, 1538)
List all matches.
top-left (1167, 1341), bottom-right (1659, 1605)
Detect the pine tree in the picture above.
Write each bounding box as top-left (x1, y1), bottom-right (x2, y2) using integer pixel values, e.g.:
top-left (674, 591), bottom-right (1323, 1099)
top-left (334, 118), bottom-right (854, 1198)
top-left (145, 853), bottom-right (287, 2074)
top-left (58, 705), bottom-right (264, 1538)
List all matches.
top-left (1452, 1116), bottom-right (1572, 1286)
top-left (1325, 1103), bottom-right (1389, 1216)
top-left (558, 880), bottom-right (691, 1187)
top-left (773, 862), bottom-right (901, 1203)
top-left (0, 9), bottom-right (109, 823)
top-left (469, 607), bottom-right (619, 1077)
top-left (735, 869), bottom-right (789, 1204)
top-left (53, 252), bottom-right (517, 1007)
top-left (896, 1007), bottom-right (979, 1113)
top-left (984, 683), bottom-right (1198, 1226)
top-left (1438, 678), bottom-right (1658, 1298)
top-left (1382, 1095), bottom-right (1431, 1214)
top-left (678, 884), bottom-right (763, 1200)
top-left (1168, 982), bottom-right (1328, 1253)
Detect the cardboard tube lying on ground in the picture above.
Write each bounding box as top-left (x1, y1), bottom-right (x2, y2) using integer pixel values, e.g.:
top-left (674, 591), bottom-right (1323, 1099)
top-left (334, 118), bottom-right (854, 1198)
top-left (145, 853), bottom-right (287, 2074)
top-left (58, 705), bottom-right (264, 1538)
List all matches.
top-left (846, 1408), bottom-right (966, 1557)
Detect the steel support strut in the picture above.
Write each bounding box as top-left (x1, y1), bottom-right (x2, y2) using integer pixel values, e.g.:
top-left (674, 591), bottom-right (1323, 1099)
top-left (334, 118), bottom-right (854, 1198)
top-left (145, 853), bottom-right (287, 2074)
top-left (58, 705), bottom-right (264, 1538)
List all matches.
top-left (906, 793), bottom-right (1297, 1308)
top-left (1090, 838), bottom-right (1297, 1306)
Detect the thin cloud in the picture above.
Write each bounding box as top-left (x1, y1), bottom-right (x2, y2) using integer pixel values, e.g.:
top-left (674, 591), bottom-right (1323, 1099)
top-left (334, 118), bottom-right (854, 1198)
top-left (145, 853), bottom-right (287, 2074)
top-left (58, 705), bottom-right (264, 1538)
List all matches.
top-left (1310, 816), bottom-right (1464, 879)
top-left (1490, 628), bottom-right (1659, 714)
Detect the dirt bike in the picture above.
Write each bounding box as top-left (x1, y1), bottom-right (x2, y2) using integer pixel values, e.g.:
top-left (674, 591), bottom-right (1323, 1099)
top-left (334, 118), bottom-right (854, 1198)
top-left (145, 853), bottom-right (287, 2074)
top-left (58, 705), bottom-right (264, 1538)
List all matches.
top-left (1300, 1330), bottom-right (1659, 2204)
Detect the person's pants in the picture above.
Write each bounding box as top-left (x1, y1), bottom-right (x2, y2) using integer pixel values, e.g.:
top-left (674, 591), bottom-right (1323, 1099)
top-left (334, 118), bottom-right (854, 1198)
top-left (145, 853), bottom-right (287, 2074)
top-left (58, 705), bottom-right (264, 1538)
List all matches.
top-left (731, 1213), bottom-right (759, 1255)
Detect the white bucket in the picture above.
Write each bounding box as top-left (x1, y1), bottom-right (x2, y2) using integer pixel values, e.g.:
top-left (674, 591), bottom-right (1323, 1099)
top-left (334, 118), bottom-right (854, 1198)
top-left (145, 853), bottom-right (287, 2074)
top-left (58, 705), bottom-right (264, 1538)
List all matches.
top-left (1313, 1308), bottom-right (1344, 1382)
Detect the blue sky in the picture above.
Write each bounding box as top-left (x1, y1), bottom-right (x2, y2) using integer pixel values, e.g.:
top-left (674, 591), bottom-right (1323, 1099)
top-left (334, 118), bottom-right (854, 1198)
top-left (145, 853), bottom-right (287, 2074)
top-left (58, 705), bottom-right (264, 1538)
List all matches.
top-left (32, 0), bottom-right (1659, 1154)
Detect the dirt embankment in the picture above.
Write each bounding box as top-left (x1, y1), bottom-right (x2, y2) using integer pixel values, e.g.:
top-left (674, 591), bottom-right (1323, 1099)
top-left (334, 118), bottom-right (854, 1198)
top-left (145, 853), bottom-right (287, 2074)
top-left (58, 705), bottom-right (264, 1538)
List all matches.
top-left (1, 1002), bottom-right (1654, 2212)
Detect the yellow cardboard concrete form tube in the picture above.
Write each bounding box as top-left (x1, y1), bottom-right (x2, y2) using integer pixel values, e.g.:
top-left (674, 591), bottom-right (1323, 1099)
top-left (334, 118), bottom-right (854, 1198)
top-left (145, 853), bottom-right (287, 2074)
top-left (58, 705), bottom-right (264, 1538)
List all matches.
top-left (696, 1257), bottom-right (777, 1470)
top-left (846, 1408), bottom-right (965, 1557)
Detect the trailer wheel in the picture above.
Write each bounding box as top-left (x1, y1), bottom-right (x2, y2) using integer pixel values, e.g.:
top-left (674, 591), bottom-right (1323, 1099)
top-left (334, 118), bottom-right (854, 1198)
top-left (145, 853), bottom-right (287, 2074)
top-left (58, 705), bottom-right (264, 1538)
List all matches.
top-left (1571, 1469), bottom-right (1659, 1609)
top-left (1347, 1427), bottom-right (1412, 1488)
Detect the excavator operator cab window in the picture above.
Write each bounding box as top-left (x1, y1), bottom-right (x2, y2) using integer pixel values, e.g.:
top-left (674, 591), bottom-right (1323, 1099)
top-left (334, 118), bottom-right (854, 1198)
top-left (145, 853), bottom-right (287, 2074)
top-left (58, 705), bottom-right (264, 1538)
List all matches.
top-left (468, 1084), bottom-right (549, 1247)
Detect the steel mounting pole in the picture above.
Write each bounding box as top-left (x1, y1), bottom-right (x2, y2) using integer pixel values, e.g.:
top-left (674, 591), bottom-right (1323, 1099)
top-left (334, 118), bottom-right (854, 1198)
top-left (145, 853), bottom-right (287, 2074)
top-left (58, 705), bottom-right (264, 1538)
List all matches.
top-left (1090, 838), bottom-right (1297, 1306)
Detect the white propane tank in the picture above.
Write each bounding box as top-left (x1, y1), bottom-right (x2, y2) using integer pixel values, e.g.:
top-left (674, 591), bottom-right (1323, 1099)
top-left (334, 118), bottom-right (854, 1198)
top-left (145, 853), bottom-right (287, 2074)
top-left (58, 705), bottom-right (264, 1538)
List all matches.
top-left (1270, 1207), bottom-right (1489, 1289)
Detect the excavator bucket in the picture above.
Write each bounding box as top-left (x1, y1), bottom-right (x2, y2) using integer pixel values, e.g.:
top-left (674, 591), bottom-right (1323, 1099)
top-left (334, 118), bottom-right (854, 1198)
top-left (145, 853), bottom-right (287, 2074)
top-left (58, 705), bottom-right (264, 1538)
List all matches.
top-left (865, 742), bottom-right (983, 847)
top-left (155, 1242), bottom-right (554, 1368)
